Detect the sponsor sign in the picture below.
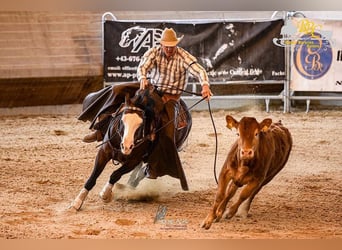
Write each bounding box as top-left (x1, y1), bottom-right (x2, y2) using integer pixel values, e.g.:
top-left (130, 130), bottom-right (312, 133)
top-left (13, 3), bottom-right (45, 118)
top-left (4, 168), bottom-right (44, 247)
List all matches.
top-left (103, 20), bottom-right (285, 83)
top-left (274, 18), bottom-right (342, 92)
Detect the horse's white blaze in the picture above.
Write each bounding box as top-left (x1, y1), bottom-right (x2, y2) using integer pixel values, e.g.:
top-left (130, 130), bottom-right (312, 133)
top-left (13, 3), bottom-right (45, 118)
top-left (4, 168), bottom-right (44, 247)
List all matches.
top-left (121, 113), bottom-right (143, 155)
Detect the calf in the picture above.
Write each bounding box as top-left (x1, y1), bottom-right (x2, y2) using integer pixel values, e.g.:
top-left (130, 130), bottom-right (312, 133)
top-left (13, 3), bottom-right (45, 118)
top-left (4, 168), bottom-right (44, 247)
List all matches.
top-left (201, 115), bottom-right (292, 230)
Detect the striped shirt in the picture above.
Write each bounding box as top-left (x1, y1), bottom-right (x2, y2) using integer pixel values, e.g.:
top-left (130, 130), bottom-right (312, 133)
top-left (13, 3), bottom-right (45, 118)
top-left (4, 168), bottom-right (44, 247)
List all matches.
top-left (137, 46), bottom-right (210, 95)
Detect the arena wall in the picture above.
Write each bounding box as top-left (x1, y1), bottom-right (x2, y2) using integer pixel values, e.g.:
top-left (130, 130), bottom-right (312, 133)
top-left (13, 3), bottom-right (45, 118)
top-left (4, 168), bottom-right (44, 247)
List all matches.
top-left (0, 11), bottom-right (103, 108)
top-left (0, 11), bottom-right (340, 110)
top-left (0, 11), bottom-right (284, 109)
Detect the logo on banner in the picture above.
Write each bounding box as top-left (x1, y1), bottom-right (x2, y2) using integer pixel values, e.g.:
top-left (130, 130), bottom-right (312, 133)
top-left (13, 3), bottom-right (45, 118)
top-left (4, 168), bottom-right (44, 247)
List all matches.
top-left (293, 32), bottom-right (333, 80)
top-left (119, 26), bottom-right (163, 53)
top-left (273, 19), bottom-right (333, 48)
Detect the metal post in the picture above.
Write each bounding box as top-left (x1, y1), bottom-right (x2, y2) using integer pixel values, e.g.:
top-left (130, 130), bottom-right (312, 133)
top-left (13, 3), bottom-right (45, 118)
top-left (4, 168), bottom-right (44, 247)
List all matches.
top-left (284, 11), bottom-right (293, 113)
top-left (102, 12), bottom-right (117, 88)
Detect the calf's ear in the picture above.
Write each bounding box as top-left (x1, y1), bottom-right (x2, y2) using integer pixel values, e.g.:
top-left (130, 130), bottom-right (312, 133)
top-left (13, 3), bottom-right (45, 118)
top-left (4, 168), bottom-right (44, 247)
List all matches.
top-left (226, 115), bottom-right (238, 130)
top-left (259, 118), bottom-right (272, 132)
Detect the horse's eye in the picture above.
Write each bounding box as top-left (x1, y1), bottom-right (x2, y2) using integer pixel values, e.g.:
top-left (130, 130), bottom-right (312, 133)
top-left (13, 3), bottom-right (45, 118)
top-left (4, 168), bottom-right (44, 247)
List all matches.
top-left (255, 132), bottom-right (258, 137)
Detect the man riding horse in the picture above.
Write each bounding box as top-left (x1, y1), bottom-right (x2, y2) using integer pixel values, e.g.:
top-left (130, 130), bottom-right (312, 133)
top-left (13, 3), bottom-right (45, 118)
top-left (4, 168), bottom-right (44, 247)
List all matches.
top-left (80, 28), bottom-right (212, 190)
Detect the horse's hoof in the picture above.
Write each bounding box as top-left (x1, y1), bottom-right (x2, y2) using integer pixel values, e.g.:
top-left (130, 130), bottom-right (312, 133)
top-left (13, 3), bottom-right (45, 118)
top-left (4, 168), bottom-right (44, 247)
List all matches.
top-left (69, 198), bottom-right (84, 211)
top-left (70, 188), bottom-right (89, 211)
top-left (99, 183), bottom-right (113, 203)
top-left (100, 192), bottom-right (113, 203)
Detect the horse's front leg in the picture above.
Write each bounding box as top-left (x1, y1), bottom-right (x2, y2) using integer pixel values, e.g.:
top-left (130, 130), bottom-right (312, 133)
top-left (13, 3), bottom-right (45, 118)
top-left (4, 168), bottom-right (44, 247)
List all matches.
top-left (99, 159), bottom-right (142, 203)
top-left (70, 146), bottom-right (112, 211)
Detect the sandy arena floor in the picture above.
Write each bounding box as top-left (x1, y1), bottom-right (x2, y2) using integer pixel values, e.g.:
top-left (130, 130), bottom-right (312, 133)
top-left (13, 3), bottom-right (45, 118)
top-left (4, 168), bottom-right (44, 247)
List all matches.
top-left (0, 107), bottom-right (341, 239)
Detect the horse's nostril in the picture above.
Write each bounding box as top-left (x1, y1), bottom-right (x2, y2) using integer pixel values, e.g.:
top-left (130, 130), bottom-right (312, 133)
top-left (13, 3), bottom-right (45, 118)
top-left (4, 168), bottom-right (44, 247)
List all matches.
top-left (129, 144), bottom-right (134, 149)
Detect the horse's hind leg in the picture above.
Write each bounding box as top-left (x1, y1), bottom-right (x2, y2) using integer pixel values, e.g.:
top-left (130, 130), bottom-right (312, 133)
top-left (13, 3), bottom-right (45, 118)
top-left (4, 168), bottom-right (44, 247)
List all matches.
top-left (70, 147), bottom-right (111, 211)
top-left (126, 162), bottom-right (146, 188)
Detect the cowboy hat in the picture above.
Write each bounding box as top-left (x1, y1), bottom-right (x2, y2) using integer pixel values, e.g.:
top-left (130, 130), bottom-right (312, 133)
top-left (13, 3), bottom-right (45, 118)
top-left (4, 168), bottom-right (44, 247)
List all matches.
top-left (160, 28), bottom-right (184, 46)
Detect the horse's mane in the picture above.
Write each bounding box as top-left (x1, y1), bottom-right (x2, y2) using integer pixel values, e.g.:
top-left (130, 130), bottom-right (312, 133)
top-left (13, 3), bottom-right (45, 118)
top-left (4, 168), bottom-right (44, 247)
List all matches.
top-left (131, 86), bottom-right (164, 117)
top-left (124, 86), bottom-right (164, 139)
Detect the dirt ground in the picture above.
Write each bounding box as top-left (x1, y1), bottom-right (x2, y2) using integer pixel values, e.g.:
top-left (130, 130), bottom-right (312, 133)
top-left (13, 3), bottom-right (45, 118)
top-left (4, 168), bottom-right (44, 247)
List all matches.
top-left (0, 106), bottom-right (341, 239)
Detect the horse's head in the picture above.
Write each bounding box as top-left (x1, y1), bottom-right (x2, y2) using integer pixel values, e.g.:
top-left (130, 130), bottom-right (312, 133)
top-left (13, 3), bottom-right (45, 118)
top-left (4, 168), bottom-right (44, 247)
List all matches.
top-left (120, 87), bottom-right (163, 155)
top-left (120, 93), bottom-right (145, 155)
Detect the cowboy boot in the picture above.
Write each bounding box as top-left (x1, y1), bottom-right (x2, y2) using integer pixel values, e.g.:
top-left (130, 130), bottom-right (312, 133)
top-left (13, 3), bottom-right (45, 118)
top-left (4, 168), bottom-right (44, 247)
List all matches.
top-left (82, 130), bottom-right (103, 143)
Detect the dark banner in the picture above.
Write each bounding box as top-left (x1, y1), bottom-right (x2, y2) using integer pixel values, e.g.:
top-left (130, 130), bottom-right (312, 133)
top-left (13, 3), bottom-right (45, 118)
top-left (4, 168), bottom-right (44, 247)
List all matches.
top-left (103, 20), bottom-right (285, 83)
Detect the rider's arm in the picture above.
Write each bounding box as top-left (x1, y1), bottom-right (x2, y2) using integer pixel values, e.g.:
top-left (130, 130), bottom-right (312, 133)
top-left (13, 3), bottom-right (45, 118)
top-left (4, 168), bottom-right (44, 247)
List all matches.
top-left (179, 48), bottom-right (212, 99)
top-left (137, 47), bottom-right (157, 89)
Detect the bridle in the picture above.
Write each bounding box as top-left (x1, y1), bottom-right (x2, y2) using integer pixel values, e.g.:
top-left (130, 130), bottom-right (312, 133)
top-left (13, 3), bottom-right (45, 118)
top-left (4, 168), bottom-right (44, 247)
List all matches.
top-left (120, 106), bottom-right (147, 147)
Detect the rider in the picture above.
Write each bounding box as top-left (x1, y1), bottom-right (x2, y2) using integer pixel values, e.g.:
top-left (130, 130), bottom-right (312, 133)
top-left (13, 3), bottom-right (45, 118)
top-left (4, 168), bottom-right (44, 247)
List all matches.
top-left (81, 27), bottom-right (212, 190)
top-left (136, 27), bottom-right (212, 190)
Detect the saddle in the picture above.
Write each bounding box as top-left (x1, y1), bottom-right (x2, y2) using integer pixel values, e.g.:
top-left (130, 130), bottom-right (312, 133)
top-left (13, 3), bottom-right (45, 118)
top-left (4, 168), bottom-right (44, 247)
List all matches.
top-left (176, 103), bottom-right (188, 130)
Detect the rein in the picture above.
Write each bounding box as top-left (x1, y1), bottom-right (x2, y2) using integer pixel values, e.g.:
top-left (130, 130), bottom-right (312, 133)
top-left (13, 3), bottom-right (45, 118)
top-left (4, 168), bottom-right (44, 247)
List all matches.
top-left (152, 95), bottom-right (206, 135)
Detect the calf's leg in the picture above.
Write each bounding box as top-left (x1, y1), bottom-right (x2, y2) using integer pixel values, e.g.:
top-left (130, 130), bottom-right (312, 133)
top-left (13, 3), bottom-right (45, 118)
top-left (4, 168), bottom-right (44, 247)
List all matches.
top-left (215, 180), bottom-right (238, 220)
top-left (201, 166), bottom-right (232, 230)
top-left (225, 180), bottom-right (261, 219)
top-left (235, 184), bottom-right (263, 218)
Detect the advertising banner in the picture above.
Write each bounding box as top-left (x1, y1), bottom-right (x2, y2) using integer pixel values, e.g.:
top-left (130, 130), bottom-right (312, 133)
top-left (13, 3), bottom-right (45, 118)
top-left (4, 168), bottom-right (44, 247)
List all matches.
top-left (103, 20), bottom-right (285, 83)
top-left (286, 18), bottom-right (342, 92)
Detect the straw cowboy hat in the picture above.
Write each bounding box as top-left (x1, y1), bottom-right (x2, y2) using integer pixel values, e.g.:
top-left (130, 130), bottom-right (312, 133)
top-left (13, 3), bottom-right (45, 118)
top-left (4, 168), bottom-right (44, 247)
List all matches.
top-left (159, 28), bottom-right (184, 46)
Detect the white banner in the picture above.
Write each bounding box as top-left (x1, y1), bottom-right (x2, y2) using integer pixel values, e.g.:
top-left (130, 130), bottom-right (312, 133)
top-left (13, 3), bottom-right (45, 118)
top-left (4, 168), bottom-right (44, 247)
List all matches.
top-left (288, 18), bottom-right (342, 92)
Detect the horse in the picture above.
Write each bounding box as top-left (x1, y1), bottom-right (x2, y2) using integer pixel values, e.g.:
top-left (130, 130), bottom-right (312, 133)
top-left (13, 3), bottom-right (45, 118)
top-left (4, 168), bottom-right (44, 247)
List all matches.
top-left (70, 85), bottom-right (192, 211)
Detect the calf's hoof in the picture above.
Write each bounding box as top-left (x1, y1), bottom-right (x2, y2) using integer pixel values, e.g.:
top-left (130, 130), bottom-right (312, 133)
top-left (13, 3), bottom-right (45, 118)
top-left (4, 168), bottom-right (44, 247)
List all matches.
top-left (201, 219), bottom-right (213, 230)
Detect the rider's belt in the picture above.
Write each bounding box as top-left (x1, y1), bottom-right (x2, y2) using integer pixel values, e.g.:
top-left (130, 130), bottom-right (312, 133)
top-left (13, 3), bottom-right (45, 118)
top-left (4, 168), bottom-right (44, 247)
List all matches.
top-left (162, 93), bottom-right (181, 104)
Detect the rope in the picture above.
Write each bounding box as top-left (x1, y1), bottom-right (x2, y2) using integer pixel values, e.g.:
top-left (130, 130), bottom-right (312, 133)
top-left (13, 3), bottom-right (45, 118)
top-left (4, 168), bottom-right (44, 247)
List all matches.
top-left (207, 100), bottom-right (218, 184)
